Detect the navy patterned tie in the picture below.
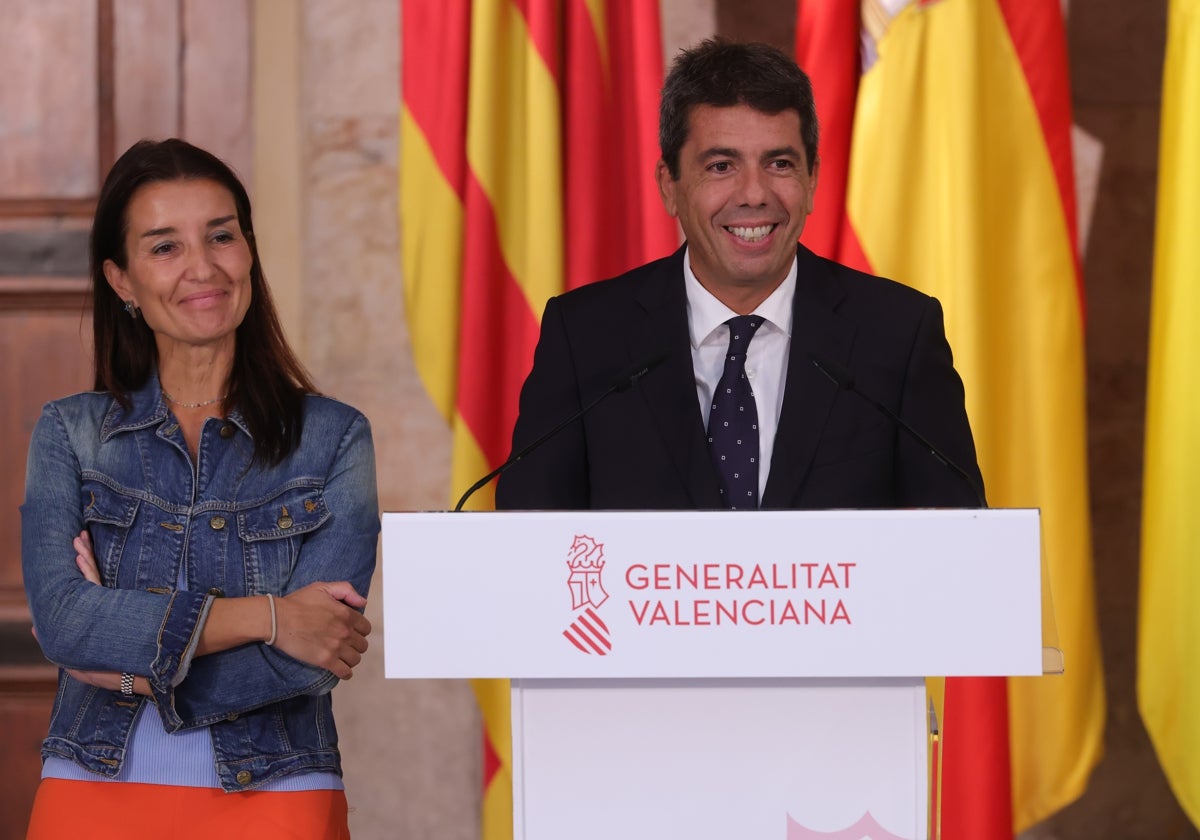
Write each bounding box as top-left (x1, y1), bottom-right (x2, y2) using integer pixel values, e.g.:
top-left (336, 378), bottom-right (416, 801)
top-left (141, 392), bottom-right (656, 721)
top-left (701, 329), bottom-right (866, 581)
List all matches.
top-left (707, 315), bottom-right (763, 509)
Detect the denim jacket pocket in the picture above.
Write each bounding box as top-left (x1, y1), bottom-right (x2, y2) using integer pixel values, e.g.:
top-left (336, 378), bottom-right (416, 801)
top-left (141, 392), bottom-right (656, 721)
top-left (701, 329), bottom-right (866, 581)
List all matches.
top-left (236, 485), bottom-right (329, 593)
top-left (80, 476), bottom-right (140, 587)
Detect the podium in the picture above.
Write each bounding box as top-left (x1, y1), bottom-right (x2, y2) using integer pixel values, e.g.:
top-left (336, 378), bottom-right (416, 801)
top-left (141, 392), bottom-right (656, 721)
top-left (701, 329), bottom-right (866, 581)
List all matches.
top-left (383, 509), bottom-right (1045, 840)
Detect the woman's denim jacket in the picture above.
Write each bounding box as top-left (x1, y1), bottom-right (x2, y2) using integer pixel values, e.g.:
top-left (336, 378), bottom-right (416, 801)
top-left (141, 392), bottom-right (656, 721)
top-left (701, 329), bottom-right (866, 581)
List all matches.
top-left (21, 374), bottom-right (379, 791)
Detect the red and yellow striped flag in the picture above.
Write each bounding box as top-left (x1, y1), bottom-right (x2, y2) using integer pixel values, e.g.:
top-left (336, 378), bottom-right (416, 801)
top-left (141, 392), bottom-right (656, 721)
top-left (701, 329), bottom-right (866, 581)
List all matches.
top-left (400, 3), bottom-right (675, 837)
top-left (1139, 0), bottom-right (1200, 829)
top-left (798, 0), bottom-right (1104, 835)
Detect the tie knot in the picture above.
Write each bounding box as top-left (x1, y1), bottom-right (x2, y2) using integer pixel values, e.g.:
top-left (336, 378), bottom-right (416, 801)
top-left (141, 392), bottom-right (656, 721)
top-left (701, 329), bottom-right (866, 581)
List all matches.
top-left (724, 315), bottom-right (762, 357)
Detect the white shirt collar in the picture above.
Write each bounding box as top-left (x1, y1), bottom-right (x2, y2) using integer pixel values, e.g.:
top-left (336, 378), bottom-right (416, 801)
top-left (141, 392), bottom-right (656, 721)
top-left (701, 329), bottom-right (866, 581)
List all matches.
top-left (683, 245), bottom-right (797, 349)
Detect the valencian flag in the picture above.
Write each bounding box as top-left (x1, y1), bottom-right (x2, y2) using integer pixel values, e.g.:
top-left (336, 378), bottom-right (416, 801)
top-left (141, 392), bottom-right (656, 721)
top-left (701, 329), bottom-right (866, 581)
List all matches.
top-left (1139, 0), bottom-right (1200, 829)
top-left (798, 0), bottom-right (1104, 835)
top-left (400, 2), bottom-right (676, 837)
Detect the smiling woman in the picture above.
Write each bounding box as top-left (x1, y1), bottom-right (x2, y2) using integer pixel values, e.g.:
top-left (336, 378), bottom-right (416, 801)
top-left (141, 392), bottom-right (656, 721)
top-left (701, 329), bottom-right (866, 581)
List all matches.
top-left (88, 140), bottom-right (312, 464)
top-left (20, 139), bottom-right (380, 840)
top-left (103, 179), bottom-right (253, 373)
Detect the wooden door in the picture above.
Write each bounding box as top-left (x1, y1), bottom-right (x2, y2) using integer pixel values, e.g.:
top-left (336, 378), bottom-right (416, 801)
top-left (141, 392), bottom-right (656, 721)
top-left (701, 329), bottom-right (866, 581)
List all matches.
top-left (0, 2), bottom-right (251, 834)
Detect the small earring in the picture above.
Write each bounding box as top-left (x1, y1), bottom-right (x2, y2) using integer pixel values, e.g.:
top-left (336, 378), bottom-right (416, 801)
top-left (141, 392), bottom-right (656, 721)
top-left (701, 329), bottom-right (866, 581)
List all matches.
top-left (123, 300), bottom-right (139, 319)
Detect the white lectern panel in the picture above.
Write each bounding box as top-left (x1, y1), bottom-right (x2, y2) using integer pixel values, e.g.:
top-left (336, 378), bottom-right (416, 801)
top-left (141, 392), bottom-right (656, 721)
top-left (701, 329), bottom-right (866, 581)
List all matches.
top-left (383, 508), bottom-right (1041, 679)
top-left (512, 677), bottom-right (928, 840)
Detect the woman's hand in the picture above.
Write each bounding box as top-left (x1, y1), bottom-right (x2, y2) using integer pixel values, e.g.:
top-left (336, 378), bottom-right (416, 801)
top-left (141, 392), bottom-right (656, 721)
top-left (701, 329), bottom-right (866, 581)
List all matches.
top-left (73, 531), bottom-right (101, 585)
top-left (31, 625), bottom-right (133, 693)
top-left (272, 582), bottom-right (371, 680)
top-left (40, 534), bottom-right (151, 695)
top-left (197, 582), bottom-right (370, 680)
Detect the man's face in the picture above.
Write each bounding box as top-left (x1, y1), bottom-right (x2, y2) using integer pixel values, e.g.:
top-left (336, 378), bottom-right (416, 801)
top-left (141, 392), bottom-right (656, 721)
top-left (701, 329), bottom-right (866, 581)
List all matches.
top-left (657, 104), bottom-right (818, 307)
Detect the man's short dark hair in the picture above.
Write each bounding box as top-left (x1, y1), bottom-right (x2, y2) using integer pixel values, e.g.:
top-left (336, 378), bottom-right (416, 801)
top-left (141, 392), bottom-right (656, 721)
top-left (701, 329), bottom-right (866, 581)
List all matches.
top-left (659, 38), bottom-right (819, 179)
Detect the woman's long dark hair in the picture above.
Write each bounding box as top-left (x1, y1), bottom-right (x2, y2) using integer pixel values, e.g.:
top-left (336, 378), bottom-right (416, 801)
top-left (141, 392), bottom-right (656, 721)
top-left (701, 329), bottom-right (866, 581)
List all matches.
top-left (91, 138), bottom-right (316, 464)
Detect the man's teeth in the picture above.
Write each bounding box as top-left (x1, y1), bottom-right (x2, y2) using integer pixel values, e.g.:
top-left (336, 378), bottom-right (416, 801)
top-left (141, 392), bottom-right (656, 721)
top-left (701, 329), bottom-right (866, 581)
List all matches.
top-left (726, 225), bottom-right (773, 242)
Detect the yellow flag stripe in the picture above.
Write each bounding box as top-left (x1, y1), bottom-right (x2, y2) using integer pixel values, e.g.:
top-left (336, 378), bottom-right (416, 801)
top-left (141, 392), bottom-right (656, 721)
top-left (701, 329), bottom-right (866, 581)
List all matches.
top-left (473, 676), bottom-right (513, 770)
top-left (466, 0), bottom-right (564, 315)
top-left (1139, 0), bottom-right (1200, 828)
top-left (462, 6), bottom-right (564, 838)
top-left (474, 676), bottom-right (514, 835)
top-left (847, 1), bottom-right (1102, 828)
top-left (400, 106), bottom-right (464, 422)
top-left (481, 768), bottom-right (515, 840)
top-left (452, 414), bottom-right (498, 512)
top-left (582, 0), bottom-right (609, 78)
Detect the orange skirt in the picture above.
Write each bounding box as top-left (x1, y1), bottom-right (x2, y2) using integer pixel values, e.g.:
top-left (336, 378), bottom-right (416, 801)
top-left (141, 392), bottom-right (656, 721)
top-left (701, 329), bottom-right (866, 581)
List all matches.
top-left (26, 778), bottom-right (350, 840)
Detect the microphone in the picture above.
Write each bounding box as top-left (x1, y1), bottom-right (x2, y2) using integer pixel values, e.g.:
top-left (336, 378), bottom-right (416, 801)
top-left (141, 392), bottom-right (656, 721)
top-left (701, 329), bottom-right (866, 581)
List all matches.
top-left (808, 353), bottom-right (987, 507)
top-left (454, 353), bottom-right (669, 511)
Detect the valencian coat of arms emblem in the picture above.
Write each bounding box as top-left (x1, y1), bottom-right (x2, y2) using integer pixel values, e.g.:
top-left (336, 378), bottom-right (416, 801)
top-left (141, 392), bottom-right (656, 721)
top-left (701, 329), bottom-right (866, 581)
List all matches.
top-left (562, 534), bottom-right (611, 654)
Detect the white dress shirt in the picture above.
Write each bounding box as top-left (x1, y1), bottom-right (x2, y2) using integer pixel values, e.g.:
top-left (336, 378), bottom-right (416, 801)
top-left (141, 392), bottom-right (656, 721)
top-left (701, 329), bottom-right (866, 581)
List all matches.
top-left (684, 247), bottom-right (797, 503)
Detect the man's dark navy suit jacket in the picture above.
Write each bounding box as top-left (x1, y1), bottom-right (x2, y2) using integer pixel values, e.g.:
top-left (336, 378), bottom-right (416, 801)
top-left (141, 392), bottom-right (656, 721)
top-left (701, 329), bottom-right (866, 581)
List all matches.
top-left (496, 244), bottom-right (985, 512)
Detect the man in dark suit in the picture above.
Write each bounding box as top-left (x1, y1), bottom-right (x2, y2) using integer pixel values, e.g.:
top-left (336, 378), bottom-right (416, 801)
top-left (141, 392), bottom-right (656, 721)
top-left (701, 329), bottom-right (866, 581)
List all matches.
top-left (496, 39), bottom-right (984, 512)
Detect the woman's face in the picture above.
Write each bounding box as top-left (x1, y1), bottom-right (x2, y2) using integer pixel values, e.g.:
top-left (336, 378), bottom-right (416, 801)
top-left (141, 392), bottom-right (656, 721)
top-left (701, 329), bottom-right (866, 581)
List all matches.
top-left (103, 178), bottom-right (253, 356)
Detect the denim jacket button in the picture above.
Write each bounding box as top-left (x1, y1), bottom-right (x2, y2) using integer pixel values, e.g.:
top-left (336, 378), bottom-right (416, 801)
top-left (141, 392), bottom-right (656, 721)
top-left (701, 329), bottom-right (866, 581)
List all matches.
top-left (207, 587), bottom-right (225, 597)
top-left (219, 423), bottom-right (236, 439)
top-left (235, 770), bottom-right (252, 785)
top-left (210, 516), bottom-right (226, 530)
top-left (226, 712), bottom-right (239, 721)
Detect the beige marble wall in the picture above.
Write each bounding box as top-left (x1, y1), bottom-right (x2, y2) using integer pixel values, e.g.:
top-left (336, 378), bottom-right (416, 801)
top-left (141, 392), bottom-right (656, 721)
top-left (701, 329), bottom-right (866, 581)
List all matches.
top-left (258, 3), bottom-right (475, 839)
top-left (300, 4), bottom-right (482, 838)
top-left (252, 2), bottom-right (451, 838)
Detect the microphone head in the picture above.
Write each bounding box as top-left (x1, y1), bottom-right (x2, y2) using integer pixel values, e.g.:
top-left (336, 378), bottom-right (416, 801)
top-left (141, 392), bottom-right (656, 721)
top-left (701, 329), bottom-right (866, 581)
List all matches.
top-left (809, 353), bottom-right (856, 391)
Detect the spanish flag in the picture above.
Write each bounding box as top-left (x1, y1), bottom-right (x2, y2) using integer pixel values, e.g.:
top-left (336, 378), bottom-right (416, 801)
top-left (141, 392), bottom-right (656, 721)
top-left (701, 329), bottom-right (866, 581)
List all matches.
top-left (1139, 0), bottom-right (1200, 829)
top-left (798, 0), bottom-right (1104, 834)
top-left (400, 3), bottom-right (675, 837)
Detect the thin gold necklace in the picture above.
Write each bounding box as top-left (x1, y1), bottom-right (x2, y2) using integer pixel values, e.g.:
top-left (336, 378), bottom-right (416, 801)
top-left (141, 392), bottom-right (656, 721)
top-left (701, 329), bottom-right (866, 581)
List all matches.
top-left (161, 389), bottom-right (227, 409)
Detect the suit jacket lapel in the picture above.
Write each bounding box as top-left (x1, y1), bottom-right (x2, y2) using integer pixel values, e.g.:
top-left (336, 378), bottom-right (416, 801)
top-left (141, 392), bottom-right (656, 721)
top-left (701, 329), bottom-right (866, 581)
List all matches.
top-left (627, 246), bottom-right (724, 509)
top-left (762, 246), bottom-right (856, 508)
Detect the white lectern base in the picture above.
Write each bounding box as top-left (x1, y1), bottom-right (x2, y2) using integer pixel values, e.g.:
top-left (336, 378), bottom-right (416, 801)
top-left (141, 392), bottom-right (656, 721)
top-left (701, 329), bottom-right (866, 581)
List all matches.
top-left (512, 678), bottom-right (929, 840)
